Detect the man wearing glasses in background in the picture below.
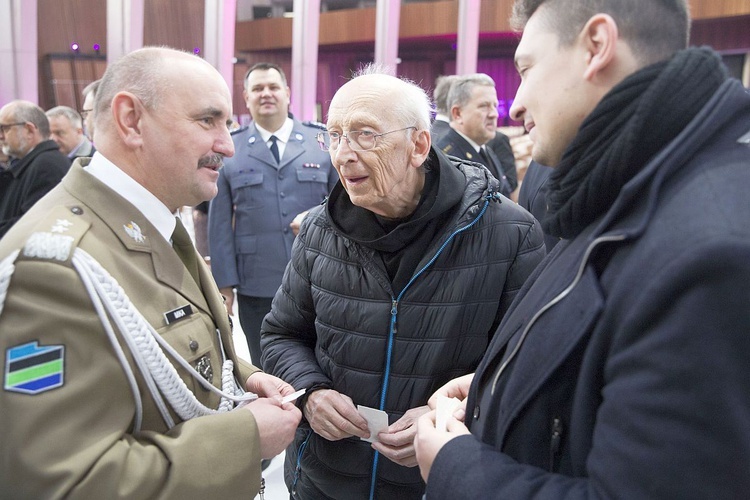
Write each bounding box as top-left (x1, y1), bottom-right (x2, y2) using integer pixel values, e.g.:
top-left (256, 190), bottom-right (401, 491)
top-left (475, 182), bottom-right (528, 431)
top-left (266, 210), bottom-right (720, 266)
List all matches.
top-left (80, 79), bottom-right (100, 142)
top-left (259, 66), bottom-right (545, 499)
top-left (0, 100), bottom-right (69, 238)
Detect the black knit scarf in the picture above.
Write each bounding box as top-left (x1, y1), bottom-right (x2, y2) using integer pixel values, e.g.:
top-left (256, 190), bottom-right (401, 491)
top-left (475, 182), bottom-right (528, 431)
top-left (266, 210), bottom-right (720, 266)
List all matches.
top-left (543, 47), bottom-right (728, 239)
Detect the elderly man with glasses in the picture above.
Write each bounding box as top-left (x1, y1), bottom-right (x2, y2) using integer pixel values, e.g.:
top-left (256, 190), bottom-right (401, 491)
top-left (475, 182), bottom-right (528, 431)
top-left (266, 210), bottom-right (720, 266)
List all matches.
top-left (0, 100), bottom-right (69, 238)
top-left (260, 67), bottom-right (545, 500)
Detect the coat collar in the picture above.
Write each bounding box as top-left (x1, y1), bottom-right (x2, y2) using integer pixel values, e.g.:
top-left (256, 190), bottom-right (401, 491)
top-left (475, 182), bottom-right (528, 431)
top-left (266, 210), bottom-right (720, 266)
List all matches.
top-left (9, 140), bottom-right (62, 178)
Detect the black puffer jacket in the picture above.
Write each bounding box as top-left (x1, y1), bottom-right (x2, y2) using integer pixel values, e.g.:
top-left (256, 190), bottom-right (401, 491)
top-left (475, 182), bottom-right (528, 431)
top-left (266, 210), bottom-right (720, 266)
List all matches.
top-left (261, 149), bottom-right (545, 499)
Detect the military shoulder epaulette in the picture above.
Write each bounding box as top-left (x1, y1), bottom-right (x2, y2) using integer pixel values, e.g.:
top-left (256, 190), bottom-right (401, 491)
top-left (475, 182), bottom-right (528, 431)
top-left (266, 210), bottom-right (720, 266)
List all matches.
top-left (230, 125), bottom-right (249, 136)
top-left (17, 206), bottom-right (92, 265)
top-left (302, 120), bottom-right (327, 130)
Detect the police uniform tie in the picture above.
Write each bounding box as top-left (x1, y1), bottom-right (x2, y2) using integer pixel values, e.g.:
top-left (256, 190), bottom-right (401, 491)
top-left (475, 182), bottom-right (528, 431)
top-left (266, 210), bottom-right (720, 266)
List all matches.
top-left (269, 135), bottom-right (280, 163)
top-left (171, 217), bottom-right (201, 286)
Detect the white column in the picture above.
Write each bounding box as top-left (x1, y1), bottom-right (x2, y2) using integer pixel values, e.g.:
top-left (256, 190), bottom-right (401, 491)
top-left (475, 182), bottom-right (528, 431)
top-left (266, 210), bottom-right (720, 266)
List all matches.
top-left (204, 0), bottom-right (238, 97)
top-left (456, 0), bottom-right (480, 75)
top-left (107, 0), bottom-right (144, 64)
top-left (290, 0), bottom-right (321, 121)
top-left (374, 0), bottom-right (401, 75)
top-left (0, 0), bottom-right (38, 103)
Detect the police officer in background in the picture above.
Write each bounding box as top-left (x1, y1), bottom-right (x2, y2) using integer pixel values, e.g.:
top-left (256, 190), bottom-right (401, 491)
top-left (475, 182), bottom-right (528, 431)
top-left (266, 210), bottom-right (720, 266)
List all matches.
top-left (435, 74), bottom-right (513, 198)
top-left (209, 62), bottom-right (338, 366)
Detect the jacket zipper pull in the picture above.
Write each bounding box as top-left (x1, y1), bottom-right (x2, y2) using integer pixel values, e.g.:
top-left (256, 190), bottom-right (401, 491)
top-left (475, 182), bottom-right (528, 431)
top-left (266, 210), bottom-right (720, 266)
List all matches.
top-left (259, 476), bottom-right (265, 500)
top-left (550, 417), bottom-right (564, 471)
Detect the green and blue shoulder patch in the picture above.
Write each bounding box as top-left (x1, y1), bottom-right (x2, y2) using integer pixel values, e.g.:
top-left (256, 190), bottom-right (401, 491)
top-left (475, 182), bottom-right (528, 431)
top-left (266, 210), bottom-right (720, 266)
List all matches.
top-left (4, 341), bottom-right (65, 395)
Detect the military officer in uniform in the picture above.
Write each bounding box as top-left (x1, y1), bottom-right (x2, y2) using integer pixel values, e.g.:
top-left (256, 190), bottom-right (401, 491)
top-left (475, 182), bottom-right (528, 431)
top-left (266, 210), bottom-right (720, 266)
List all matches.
top-left (436, 73), bottom-right (513, 198)
top-left (209, 62), bottom-right (338, 366)
top-left (0, 47), bottom-right (301, 498)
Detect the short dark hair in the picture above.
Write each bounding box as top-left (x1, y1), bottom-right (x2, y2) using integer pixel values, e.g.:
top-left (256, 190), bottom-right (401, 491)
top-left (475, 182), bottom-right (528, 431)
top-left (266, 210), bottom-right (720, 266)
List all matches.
top-left (511, 0), bottom-right (690, 66)
top-left (244, 62), bottom-right (288, 89)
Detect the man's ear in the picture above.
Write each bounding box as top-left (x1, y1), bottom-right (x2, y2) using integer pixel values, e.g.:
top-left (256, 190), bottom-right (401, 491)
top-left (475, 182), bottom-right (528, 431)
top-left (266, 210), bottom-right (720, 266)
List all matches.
top-left (581, 14), bottom-right (619, 81)
top-left (111, 91), bottom-right (144, 148)
top-left (410, 128), bottom-right (431, 168)
top-left (21, 121), bottom-right (38, 137)
top-left (449, 104), bottom-right (462, 123)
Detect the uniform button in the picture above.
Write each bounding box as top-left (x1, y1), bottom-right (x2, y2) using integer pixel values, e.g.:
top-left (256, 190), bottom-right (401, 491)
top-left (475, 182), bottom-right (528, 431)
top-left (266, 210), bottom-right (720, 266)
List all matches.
top-left (70, 206), bottom-right (84, 215)
top-left (189, 340), bottom-right (199, 352)
top-left (282, 211), bottom-right (288, 216)
top-left (283, 227), bottom-right (289, 234)
top-left (473, 405), bottom-right (480, 420)
top-left (280, 192), bottom-right (286, 198)
top-left (278, 174), bottom-right (284, 180)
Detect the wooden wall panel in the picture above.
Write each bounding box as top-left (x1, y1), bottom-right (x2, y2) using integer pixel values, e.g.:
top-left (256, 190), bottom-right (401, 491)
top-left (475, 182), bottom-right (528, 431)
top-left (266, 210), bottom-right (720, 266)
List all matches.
top-left (235, 0), bottom-right (750, 53)
top-left (37, 0), bottom-right (106, 108)
top-left (37, 0), bottom-right (107, 56)
top-left (400, 1), bottom-right (457, 38)
top-left (690, 0), bottom-right (750, 19)
top-left (143, 0), bottom-right (205, 52)
top-left (235, 17), bottom-right (293, 52)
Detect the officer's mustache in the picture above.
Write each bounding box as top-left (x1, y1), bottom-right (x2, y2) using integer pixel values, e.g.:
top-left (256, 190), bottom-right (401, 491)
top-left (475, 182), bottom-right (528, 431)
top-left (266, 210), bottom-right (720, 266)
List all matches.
top-left (198, 154), bottom-right (224, 170)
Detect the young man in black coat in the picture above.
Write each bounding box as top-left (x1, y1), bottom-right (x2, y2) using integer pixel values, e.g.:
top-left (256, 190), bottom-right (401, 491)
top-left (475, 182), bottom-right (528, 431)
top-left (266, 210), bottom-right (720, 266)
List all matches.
top-left (415, 0), bottom-right (750, 497)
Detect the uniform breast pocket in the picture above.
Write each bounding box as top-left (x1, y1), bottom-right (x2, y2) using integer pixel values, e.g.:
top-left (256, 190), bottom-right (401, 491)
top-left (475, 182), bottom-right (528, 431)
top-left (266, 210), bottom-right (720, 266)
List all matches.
top-left (155, 313), bottom-right (220, 395)
top-left (296, 169), bottom-right (330, 202)
top-left (232, 172), bottom-right (264, 208)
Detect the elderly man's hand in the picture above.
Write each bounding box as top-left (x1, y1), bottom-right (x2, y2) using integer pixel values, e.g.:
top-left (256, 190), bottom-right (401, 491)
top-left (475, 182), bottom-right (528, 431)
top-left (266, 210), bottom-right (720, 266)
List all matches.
top-left (372, 405), bottom-right (430, 467)
top-left (304, 389), bottom-right (370, 441)
top-left (414, 408), bottom-right (470, 481)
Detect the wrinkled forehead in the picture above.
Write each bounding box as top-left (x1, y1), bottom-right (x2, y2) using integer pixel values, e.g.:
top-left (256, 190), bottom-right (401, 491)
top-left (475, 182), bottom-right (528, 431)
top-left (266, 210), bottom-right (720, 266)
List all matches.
top-left (327, 76), bottom-right (397, 129)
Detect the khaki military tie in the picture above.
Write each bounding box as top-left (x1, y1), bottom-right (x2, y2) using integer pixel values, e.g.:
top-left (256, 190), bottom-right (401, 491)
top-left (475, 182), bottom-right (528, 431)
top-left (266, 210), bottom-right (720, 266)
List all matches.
top-left (171, 217), bottom-right (201, 286)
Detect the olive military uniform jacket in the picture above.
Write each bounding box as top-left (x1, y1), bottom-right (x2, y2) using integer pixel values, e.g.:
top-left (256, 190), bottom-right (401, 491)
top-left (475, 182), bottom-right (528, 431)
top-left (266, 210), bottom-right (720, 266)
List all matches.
top-left (0, 159), bottom-right (263, 498)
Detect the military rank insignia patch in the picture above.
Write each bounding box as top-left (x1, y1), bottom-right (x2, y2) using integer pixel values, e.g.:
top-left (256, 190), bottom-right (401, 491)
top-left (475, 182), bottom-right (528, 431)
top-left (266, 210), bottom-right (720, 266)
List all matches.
top-left (4, 341), bottom-right (65, 395)
top-left (124, 221), bottom-right (145, 243)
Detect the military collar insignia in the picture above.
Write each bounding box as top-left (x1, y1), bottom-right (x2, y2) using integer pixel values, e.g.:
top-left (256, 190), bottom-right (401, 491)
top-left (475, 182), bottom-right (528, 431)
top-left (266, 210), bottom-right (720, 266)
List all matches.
top-left (4, 341), bottom-right (65, 395)
top-left (294, 133), bottom-right (304, 141)
top-left (124, 221), bottom-right (145, 243)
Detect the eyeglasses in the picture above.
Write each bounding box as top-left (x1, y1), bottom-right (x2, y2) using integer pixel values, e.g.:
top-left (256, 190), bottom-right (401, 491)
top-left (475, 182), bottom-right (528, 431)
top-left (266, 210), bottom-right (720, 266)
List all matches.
top-left (80, 109), bottom-right (93, 119)
top-left (0, 122), bottom-right (26, 134)
top-left (316, 127), bottom-right (417, 152)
